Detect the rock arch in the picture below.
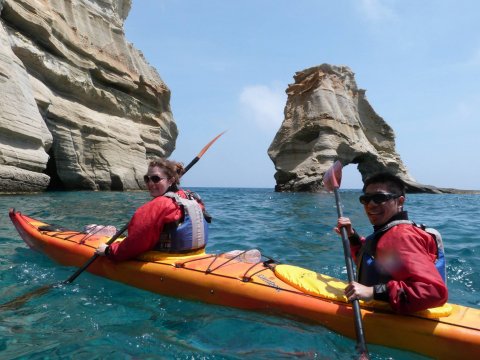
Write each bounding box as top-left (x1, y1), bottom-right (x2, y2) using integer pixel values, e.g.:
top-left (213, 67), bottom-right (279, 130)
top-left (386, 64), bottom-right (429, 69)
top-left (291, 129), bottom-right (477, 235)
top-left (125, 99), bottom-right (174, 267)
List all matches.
top-left (268, 64), bottom-right (450, 193)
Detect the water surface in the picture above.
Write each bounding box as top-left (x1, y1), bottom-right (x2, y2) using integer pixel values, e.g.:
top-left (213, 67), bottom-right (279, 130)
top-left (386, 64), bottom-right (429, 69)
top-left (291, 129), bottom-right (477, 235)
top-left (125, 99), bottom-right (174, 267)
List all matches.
top-left (0, 189), bottom-right (478, 359)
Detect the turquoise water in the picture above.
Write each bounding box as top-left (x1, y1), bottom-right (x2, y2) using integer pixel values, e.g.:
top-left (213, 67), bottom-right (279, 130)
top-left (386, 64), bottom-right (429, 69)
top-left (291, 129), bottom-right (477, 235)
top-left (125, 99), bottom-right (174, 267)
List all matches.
top-left (0, 188), bottom-right (478, 359)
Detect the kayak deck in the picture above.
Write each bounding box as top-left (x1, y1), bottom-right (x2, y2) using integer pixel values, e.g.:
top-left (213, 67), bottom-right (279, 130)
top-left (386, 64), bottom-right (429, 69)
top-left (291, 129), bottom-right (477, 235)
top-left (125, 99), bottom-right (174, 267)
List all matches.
top-left (8, 209), bottom-right (480, 359)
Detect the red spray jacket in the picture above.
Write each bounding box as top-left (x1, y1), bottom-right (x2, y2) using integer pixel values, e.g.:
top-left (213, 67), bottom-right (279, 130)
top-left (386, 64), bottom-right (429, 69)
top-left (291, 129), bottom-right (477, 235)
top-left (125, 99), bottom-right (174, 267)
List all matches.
top-left (350, 223), bottom-right (448, 313)
top-left (107, 190), bottom-right (200, 261)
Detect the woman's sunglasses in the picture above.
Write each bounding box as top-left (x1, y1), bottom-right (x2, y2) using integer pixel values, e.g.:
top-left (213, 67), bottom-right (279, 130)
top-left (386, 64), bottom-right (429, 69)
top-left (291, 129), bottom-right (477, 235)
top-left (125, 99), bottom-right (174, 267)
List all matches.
top-left (143, 175), bottom-right (167, 184)
top-left (359, 193), bottom-right (400, 205)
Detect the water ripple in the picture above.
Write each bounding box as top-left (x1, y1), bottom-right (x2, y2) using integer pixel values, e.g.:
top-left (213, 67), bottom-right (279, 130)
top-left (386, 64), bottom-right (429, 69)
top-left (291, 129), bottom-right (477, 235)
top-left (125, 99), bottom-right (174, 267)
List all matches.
top-left (0, 189), bottom-right (478, 359)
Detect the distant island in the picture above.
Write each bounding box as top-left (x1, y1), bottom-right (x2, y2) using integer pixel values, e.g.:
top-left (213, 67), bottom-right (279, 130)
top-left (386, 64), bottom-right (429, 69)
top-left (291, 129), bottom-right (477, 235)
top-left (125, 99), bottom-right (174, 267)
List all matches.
top-left (267, 64), bottom-right (478, 194)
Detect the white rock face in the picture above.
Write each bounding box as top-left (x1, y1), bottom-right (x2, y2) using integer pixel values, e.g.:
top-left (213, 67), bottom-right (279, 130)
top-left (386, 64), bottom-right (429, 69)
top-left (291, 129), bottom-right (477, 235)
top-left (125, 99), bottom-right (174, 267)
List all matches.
top-left (0, 0), bottom-right (176, 192)
top-left (0, 19), bottom-right (51, 192)
top-left (268, 64), bottom-right (438, 193)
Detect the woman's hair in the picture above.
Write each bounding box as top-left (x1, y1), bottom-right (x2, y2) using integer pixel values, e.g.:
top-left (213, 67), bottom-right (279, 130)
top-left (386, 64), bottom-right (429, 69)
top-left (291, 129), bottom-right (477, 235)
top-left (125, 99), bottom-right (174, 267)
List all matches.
top-left (148, 158), bottom-right (184, 189)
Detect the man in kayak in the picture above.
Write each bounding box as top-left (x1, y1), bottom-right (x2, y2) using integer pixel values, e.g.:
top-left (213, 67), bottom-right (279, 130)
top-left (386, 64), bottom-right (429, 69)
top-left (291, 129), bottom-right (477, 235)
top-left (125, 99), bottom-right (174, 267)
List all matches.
top-left (95, 159), bottom-right (210, 261)
top-left (334, 172), bottom-right (448, 313)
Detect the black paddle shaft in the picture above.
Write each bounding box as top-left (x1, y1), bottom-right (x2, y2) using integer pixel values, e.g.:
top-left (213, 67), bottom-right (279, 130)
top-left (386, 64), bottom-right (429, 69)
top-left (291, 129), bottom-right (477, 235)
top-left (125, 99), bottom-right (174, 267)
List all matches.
top-left (334, 188), bottom-right (369, 357)
top-left (183, 156), bottom-right (199, 174)
top-left (64, 222), bottom-right (130, 284)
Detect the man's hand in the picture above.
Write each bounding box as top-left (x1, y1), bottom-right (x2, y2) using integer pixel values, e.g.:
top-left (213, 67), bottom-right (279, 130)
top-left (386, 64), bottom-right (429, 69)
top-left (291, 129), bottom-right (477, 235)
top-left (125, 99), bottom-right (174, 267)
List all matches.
top-left (344, 281), bottom-right (374, 302)
top-left (335, 217), bottom-right (355, 237)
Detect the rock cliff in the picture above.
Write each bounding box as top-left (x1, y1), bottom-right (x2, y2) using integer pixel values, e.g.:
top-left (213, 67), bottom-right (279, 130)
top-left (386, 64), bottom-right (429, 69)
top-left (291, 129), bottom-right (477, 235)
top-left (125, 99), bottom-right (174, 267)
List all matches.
top-left (0, 0), bottom-right (176, 192)
top-left (268, 64), bottom-right (452, 193)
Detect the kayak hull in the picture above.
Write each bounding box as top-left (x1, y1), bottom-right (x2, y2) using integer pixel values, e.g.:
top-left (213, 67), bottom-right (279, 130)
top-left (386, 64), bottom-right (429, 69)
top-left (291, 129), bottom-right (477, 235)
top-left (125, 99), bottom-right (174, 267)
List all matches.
top-left (8, 210), bottom-right (480, 359)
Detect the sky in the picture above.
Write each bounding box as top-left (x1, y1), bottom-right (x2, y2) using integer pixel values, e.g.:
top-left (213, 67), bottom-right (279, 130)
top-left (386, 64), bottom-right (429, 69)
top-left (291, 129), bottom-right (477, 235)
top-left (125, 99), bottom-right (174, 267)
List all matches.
top-left (124, 0), bottom-right (480, 190)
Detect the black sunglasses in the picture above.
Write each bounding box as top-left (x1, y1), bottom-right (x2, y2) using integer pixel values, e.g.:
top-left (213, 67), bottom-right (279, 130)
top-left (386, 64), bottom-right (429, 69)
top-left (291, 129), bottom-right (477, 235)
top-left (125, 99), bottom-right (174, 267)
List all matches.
top-left (143, 175), bottom-right (167, 184)
top-left (359, 193), bottom-right (400, 205)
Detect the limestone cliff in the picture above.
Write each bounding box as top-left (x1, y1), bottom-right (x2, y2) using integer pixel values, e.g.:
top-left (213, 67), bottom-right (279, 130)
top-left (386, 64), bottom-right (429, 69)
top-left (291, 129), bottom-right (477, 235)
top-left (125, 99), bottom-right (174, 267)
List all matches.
top-left (0, 0), bottom-right (175, 192)
top-left (268, 64), bottom-right (450, 193)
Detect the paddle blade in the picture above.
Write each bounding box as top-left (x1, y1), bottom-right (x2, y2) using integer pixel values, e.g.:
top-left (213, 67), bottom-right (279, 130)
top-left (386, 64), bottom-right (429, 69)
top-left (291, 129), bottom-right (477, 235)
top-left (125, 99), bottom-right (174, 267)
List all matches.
top-left (0, 283), bottom-right (55, 311)
top-left (197, 131), bottom-right (226, 158)
top-left (323, 160), bottom-right (343, 191)
top-left (183, 131), bottom-right (226, 175)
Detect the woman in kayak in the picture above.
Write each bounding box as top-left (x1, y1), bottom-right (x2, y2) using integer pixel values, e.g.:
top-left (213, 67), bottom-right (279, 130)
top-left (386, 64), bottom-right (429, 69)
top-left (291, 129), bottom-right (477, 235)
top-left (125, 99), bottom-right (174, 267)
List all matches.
top-left (95, 159), bottom-right (210, 261)
top-left (334, 172), bottom-right (448, 313)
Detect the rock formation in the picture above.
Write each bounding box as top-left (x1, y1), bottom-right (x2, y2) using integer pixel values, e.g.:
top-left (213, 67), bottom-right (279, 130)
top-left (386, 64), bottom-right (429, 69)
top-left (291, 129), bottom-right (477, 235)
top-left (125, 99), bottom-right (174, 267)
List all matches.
top-left (268, 64), bottom-right (453, 193)
top-left (0, 0), bottom-right (176, 192)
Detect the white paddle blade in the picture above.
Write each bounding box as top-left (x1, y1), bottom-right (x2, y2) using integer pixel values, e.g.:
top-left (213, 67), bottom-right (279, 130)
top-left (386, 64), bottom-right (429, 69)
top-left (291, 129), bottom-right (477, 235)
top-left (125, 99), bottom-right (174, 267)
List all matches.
top-left (323, 160), bottom-right (343, 191)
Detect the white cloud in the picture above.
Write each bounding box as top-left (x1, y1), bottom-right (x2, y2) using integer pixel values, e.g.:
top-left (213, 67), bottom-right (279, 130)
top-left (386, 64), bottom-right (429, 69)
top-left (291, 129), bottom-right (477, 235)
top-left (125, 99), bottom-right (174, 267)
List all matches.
top-left (357, 0), bottom-right (397, 22)
top-left (239, 83), bottom-right (286, 132)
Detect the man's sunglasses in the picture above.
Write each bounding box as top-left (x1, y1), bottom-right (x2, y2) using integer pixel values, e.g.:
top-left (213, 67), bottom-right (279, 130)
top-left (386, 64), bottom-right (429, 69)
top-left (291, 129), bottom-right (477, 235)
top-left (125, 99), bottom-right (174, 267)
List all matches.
top-left (143, 175), bottom-right (168, 184)
top-left (359, 193), bottom-right (400, 205)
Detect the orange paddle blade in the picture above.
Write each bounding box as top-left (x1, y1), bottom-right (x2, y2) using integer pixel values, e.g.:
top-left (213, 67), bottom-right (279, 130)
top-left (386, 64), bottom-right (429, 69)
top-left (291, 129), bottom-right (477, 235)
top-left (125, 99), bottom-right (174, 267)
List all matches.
top-left (197, 131), bottom-right (226, 158)
top-left (323, 160), bottom-right (343, 191)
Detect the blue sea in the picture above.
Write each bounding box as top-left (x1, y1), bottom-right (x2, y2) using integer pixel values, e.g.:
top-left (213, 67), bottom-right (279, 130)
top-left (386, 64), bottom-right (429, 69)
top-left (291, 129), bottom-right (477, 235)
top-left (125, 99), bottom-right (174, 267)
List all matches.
top-left (0, 188), bottom-right (478, 359)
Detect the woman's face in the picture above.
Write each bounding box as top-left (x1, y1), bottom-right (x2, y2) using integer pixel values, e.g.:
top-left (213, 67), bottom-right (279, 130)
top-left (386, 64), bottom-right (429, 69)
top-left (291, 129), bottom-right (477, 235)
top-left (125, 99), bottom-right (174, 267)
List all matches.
top-left (144, 166), bottom-right (174, 198)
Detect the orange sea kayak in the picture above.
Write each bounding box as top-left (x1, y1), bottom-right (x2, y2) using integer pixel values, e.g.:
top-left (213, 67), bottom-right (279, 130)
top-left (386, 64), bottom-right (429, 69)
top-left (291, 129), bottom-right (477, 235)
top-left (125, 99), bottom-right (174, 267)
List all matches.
top-left (8, 209), bottom-right (480, 359)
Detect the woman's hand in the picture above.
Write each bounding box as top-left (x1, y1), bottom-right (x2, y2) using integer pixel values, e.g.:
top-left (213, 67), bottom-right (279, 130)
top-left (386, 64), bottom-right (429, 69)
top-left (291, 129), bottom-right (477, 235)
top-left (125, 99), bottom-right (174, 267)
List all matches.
top-left (95, 243), bottom-right (109, 256)
top-left (344, 281), bottom-right (374, 302)
top-left (334, 217), bottom-right (355, 237)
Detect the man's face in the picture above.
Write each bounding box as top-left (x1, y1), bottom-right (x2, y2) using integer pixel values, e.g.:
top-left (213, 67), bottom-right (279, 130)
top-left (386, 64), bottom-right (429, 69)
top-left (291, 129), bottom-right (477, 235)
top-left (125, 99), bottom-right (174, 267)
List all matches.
top-left (362, 183), bottom-right (405, 226)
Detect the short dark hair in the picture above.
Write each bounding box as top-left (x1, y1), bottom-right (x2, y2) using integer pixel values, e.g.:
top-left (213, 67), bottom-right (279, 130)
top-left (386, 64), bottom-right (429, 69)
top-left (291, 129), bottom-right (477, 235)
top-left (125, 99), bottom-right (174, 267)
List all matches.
top-left (362, 172), bottom-right (406, 196)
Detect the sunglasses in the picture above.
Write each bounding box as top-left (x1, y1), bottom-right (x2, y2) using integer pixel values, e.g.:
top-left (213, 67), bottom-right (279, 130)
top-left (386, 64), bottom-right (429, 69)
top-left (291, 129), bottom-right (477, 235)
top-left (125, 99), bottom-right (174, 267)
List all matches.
top-left (359, 193), bottom-right (400, 205)
top-left (143, 175), bottom-right (168, 184)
